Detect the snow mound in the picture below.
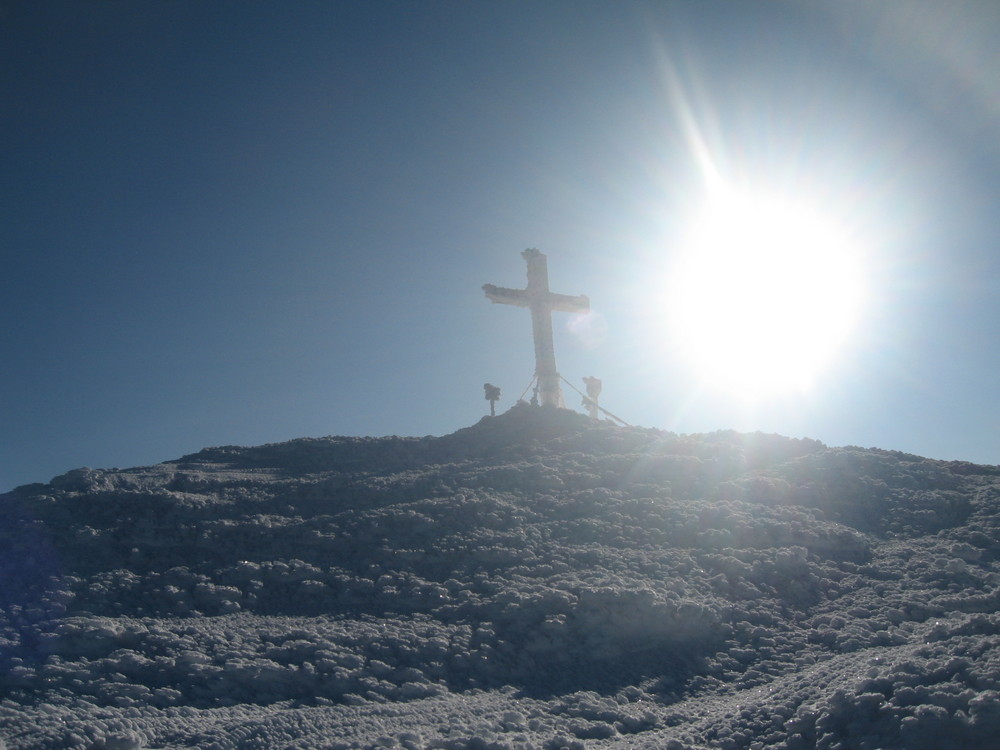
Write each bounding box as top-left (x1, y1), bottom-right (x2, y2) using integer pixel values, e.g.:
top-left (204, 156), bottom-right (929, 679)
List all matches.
top-left (2, 405), bottom-right (999, 748)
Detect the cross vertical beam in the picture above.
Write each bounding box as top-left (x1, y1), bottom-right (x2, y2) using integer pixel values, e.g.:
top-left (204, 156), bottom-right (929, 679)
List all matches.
top-left (483, 249), bottom-right (589, 407)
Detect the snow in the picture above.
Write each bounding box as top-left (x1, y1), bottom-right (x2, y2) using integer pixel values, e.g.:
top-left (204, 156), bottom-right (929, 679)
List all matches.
top-left (2, 402), bottom-right (1000, 748)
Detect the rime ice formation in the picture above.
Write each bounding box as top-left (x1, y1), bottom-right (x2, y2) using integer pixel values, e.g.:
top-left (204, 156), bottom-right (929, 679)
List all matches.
top-left (2, 404), bottom-right (1000, 749)
top-left (484, 249), bottom-right (589, 408)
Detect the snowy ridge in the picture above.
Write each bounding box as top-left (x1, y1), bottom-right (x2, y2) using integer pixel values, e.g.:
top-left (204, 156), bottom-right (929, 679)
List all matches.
top-left (1, 403), bottom-right (1000, 749)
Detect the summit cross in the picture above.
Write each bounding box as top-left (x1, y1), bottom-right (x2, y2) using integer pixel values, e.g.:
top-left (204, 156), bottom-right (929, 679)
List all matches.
top-left (483, 248), bottom-right (589, 408)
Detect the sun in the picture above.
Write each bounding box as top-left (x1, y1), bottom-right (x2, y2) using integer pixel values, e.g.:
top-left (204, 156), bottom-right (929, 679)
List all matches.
top-left (666, 186), bottom-right (867, 398)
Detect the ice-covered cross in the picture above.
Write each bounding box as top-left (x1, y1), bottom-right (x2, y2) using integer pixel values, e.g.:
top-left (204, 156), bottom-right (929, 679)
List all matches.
top-left (483, 249), bottom-right (589, 408)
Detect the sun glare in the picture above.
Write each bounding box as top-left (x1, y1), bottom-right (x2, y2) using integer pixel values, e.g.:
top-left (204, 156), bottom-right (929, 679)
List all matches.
top-left (666, 186), bottom-right (867, 398)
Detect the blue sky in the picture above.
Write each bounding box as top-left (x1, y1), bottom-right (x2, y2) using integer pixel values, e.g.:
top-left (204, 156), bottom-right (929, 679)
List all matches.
top-left (3, 1), bottom-right (999, 490)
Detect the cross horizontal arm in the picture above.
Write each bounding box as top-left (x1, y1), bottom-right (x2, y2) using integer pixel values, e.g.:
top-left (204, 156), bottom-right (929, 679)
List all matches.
top-left (483, 284), bottom-right (531, 307)
top-left (483, 284), bottom-right (589, 314)
top-left (548, 292), bottom-right (589, 314)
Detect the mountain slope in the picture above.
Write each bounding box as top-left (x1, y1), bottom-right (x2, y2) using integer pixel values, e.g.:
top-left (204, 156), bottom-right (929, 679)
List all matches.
top-left (2, 403), bottom-right (999, 749)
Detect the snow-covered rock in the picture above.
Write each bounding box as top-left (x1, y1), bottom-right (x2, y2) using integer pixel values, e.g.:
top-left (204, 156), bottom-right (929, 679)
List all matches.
top-left (1, 403), bottom-right (999, 748)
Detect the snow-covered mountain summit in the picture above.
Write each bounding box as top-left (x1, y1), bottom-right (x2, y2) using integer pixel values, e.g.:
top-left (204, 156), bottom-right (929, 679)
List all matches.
top-left (2, 405), bottom-right (1000, 749)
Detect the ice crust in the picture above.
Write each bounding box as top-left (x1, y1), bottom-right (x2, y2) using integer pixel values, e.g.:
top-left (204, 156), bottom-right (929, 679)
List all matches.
top-left (2, 403), bottom-right (1000, 748)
